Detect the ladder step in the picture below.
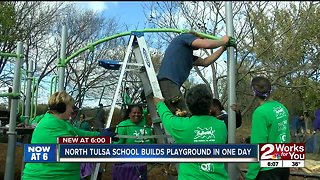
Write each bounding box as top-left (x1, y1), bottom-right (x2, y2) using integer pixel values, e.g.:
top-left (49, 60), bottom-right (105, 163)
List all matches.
top-left (98, 60), bottom-right (121, 70)
top-left (98, 60), bottom-right (144, 70)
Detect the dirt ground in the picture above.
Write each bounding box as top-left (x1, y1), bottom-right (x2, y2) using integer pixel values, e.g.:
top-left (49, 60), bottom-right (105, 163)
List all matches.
top-left (0, 122), bottom-right (319, 180)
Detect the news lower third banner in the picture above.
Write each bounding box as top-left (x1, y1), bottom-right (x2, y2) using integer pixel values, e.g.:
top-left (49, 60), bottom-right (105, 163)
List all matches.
top-left (24, 144), bottom-right (258, 163)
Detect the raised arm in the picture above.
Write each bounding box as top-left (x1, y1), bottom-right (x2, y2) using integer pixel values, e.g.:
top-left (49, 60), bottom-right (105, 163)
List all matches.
top-left (193, 46), bottom-right (226, 67)
top-left (191, 35), bottom-right (229, 49)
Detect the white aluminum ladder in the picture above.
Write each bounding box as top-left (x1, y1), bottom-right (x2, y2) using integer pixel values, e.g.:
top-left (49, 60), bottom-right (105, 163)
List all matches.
top-left (91, 32), bottom-right (172, 180)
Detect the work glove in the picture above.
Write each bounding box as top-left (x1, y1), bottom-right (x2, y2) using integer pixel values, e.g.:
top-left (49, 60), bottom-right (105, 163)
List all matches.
top-left (226, 36), bottom-right (237, 48)
top-left (100, 128), bottom-right (119, 142)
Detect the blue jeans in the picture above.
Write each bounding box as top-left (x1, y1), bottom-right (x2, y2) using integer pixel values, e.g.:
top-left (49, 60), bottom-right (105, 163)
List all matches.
top-left (296, 120), bottom-right (306, 133)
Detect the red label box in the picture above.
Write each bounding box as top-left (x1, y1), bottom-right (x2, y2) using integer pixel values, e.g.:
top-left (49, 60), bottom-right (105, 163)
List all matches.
top-left (57, 136), bottom-right (111, 144)
top-left (259, 143), bottom-right (305, 161)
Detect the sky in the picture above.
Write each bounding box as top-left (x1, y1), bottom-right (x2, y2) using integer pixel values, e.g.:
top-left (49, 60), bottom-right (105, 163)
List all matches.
top-left (73, 1), bottom-right (148, 30)
top-left (70, 1), bottom-right (224, 104)
top-left (35, 1), bottom-right (152, 106)
top-left (0, 1), bottom-right (227, 108)
top-left (36, 1), bottom-right (224, 107)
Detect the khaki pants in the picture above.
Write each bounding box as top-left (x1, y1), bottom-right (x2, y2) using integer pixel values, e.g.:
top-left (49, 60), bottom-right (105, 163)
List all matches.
top-left (159, 79), bottom-right (189, 115)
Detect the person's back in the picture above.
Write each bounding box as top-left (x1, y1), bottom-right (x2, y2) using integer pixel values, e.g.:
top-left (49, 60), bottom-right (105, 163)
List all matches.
top-left (167, 115), bottom-right (228, 180)
top-left (246, 76), bottom-right (290, 180)
top-left (154, 84), bottom-right (229, 180)
top-left (23, 113), bottom-right (90, 180)
top-left (157, 32), bottom-right (229, 117)
top-left (157, 33), bottom-right (199, 87)
top-left (252, 100), bottom-right (290, 143)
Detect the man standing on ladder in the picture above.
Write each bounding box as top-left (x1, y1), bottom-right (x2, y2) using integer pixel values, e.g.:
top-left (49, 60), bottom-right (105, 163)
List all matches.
top-left (157, 31), bottom-right (230, 117)
top-left (157, 31), bottom-right (230, 177)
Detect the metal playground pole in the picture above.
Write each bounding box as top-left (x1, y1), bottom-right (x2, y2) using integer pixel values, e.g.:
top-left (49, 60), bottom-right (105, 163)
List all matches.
top-left (225, 2), bottom-right (239, 180)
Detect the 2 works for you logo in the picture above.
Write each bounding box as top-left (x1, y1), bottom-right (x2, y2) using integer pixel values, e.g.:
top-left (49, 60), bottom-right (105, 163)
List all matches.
top-left (259, 143), bottom-right (305, 160)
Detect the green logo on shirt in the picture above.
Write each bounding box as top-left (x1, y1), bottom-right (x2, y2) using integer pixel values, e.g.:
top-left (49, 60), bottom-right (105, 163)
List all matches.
top-left (194, 127), bottom-right (216, 142)
top-left (273, 106), bottom-right (286, 119)
top-left (133, 129), bottom-right (150, 143)
top-left (133, 129), bottom-right (148, 136)
top-left (277, 121), bottom-right (287, 131)
top-left (199, 163), bottom-right (214, 172)
top-left (279, 133), bottom-right (287, 142)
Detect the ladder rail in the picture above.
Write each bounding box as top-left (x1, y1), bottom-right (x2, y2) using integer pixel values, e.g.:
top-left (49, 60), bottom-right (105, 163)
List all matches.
top-left (105, 35), bottom-right (135, 129)
top-left (91, 35), bottom-right (136, 180)
top-left (132, 34), bottom-right (169, 144)
top-left (135, 35), bottom-right (163, 99)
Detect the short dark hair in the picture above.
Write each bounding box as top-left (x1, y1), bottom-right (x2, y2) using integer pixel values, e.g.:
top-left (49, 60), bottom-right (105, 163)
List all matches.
top-left (186, 84), bottom-right (213, 115)
top-left (124, 104), bottom-right (143, 120)
top-left (212, 98), bottom-right (224, 111)
top-left (251, 76), bottom-right (272, 100)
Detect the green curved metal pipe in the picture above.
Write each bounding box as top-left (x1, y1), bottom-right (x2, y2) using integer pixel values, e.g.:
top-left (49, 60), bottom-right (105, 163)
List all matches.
top-left (50, 75), bottom-right (58, 96)
top-left (30, 77), bottom-right (39, 119)
top-left (0, 93), bottom-right (20, 98)
top-left (63, 28), bottom-right (220, 65)
top-left (0, 52), bottom-right (24, 58)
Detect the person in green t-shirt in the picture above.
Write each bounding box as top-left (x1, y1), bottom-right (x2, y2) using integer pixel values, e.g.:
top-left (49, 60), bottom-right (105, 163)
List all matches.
top-left (16, 112), bottom-right (25, 126)
top-left (123, 87), bottom-right (132, 105)
top-left (112, 104), bottom-right (153, 180)
top-left (22, 91), bottom-right (117, 180)
top-left (114, 104), bottom-right (154, 144)
top-left (153, 84), bottom-right (229, 180)
top-left (245, 76), bottom-right (290, 180)
top-left (74, 113), bottom-right (91, 131)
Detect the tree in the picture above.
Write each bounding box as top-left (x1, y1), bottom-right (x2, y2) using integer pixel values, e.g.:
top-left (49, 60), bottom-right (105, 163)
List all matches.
top-left (0, 2), bottom-right (64, 87)
top-left (0, 2), bottom-right (131, 110)
top-left (144, 1), bottom-right (227, 98)
top-left (55, 6), bottom-right (126, 108)
top-left (143, 1), bottom-right (320, 118)
top-left (241, 2), bottom-right (320, 114)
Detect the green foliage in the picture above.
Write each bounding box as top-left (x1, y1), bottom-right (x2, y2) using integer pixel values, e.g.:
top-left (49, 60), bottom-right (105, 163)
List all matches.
top-left (243, 2), bottom-right (320, 116)
top-left (0, 2), bottom-right (16, 42)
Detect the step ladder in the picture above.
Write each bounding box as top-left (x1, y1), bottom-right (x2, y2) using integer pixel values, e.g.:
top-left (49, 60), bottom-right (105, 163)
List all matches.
top-left (91, 32), bottom-right (172, 180)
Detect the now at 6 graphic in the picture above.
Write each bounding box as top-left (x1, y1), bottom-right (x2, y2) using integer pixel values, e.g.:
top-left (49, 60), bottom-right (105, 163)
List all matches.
top-left (259, 143), bottom-right (305, 161)
top-left (24, 144), bottom-right (57, 162)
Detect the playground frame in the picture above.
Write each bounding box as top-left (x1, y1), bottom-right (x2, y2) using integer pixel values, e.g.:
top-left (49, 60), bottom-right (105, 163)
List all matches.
top-left (2, 2), bottom-right (238, 180)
